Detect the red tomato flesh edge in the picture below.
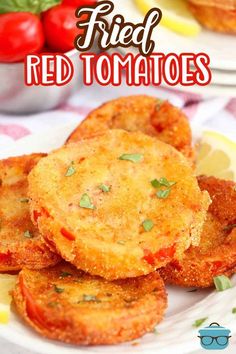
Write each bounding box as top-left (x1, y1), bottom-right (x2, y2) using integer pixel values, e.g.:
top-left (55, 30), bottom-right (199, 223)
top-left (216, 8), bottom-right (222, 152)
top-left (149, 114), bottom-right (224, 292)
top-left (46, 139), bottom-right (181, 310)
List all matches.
top-left (19, 275), bottom-right (52, 330)
top-left (0, 251), bottom-right (12, 263)
top-left (143, 245), bottom-right (176, 266)
top-left (60, 228), bottom-right (75, 241)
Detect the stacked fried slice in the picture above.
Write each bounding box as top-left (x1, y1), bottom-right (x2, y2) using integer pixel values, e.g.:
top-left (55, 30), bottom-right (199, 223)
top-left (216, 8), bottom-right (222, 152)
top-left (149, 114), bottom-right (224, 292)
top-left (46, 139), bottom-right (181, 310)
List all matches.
top-left (66, 95), bottom-right (195, 161)
top-left (160, 176), bottom-right (236, 287)
top-left (2, 95), bottom-right (234, 346)
top-left (28, 130), bottom-right (209, 280)
top-left (0, 154), bottom-right (60, 271)
top-left (13, 262), bottom-right (167, 344)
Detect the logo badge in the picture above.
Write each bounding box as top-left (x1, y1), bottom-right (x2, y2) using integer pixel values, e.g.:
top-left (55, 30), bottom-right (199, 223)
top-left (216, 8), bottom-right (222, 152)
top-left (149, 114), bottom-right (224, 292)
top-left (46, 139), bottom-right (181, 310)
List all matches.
top-left (198, 322), bottom-right (231, 350)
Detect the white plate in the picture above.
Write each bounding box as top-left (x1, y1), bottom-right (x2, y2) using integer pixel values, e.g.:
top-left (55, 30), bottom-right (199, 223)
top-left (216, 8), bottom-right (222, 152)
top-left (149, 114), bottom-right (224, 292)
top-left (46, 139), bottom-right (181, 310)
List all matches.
top-left (1, 123), bottom-right (236, 354)
top-left (107, 0), bottom-right (236, 71)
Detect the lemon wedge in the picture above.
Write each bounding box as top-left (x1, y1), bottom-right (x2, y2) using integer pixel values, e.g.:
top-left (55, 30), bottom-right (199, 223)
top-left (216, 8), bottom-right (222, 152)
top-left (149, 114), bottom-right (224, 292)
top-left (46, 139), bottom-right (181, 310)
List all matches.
top-left (196, 131), bottom-right (236, 182)
top-left (0, 274), bottom-right (17, 324)
top-left (134, 0), bottom-right (201, 36)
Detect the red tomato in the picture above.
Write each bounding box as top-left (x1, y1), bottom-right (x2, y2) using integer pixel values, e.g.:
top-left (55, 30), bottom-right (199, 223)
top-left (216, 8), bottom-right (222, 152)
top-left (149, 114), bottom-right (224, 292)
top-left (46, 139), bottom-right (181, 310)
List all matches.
top-left (0, 12), bottom-right (45, 63)
top-left (63, 0), bottom-right (96, 7)
top-left (43, 5), bottom-right (86, 53)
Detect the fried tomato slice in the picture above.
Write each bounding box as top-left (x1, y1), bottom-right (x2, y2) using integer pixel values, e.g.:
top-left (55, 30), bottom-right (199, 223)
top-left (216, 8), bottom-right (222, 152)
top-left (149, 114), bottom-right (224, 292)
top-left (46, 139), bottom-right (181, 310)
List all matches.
top-left (13, 262), bottom-right (167, 345)
top-left (28, 130), bottom-right (210, 280)
top-left (66, 95), bottom-right (194, 161)
top-left (0, 154), bottom-right (60, 271)
top-left (160, 176), bottom-right (236, 288)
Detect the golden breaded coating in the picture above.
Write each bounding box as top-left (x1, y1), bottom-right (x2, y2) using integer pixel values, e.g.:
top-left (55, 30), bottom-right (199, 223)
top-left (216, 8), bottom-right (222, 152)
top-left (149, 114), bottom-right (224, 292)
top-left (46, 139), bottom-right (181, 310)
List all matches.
top-left (160, 176), bottom-right (236, 288)
top-left (13, 262), bottom-right (167, 345)
top-left (28, 130), bottom-right (210, 280)
top-left (66, 95), bottom-right (194, 161)
top-left (188, 1), bottom-right (236, 33)
top-left (0, 154), bottom-right (60, 271)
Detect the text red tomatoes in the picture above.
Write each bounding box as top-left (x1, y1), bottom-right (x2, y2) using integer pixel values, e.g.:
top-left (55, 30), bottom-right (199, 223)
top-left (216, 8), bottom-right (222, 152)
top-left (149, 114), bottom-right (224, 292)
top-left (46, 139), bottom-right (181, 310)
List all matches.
top-left (63, 0), bottom-right (96, 7)
top-left (0, 12), bottom-right (45, 63)
top-left (43, 5), bottom-right (86, 52)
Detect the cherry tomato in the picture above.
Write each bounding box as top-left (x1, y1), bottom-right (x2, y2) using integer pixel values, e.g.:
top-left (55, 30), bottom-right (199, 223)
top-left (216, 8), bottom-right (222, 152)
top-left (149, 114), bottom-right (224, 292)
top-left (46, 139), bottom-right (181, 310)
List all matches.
top-left (62, 0), bottom-right (97, 7)
top-left (0, 12), bottom-right (45, 63)
top-left (43, 5), bottom-right (86, 53)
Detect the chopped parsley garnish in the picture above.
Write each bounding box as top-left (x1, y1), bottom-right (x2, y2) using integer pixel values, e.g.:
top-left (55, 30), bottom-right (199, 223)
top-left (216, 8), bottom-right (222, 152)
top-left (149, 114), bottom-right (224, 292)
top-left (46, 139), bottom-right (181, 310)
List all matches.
top-left (232, 308), bottom-right (236, 314)
top-left (20, 198), bottom-right (29, 203)
top-left (79, 193), bottom-right (95, 210)
top-left (156, 99), bottom-right (163, 110)
top-left (47, 301), bottom-right (59, 308)
top-left (119, 153), bottom-right (143, 163)
top-left (79, 294), bottom-right (101, 303)
top-left (54, 285), bottom-right (64, 293)
top-left (213, 275), bottom-right (232, 292)
top-left (153, 328), bottom-right (159, 335)
top-left (117, 240), bottom-right (125, 245)
top-left (24, 230), bottom-right (33, 238)
top-left (65, 162), bottom-right (76, 177)
top-left (142, 219), bottom-right (154, 232)
top-left (223, 224), bottom-right (236, 232)
top-left (151, 177), bottom-right (176, 188)
top-left (151, 177), bottom-right (176, 200)
top-left (157, 189), bottom-right (170, 199)
top-left (99, 184), bottom-right (110, 193)
top-left (159, 177), bottom-right (176, 187)
top-left (193, 317), bottom-right (208, 328)
top-left (151, 179), bottom-right (162, 188)
top-left (60, 272), bottom-right (72, 278)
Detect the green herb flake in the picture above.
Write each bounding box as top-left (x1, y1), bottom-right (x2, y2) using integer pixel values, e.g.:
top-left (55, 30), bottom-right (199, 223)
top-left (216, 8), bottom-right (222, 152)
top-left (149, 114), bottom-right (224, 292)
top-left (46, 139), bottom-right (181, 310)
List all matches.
top-left (213, 275), bottom-right (232, 292)
top-left (193, 317), bottom-right (208, 328)
top-left (153, 328), bottom-right (159, 335)
top-left (151, 179), bottom-right (162, 188)
top-left (79, 294), bottom-right (101, 303)
top-left (20, 198), bottom-right (29, 203)
top-left (156, 99), bottom-right (163, 110)
top-left (54, 285), bottom-right (64, 294)
top-left (232, 307), bottom-right (236, 314)
top-left (47, 301), bottom-right (59, 308)
top-left (160, 178), bottom-right (176, 187)
top-left (24, 230), bottom-right (33, 238)
top-left (99, 184), bottom-right (110, 193)
top-left (119, 154), bottom-right (143, 163)
top-left (157, 189), bottom-right (170, 199)
top-left (223, 224), bottom-right (236, 232)
top-left (117, 240), bottom-right (125, 245)
top-left (151, 177), bottom-right (176, 189)
top-left (60, 272), bottom-right (72, 279)
top-left (79, 193), bottom-right (95, 210)
top-left (65, 162), bottom-right (76, 177)
top-left (142, 219), bottom-right (154, 232)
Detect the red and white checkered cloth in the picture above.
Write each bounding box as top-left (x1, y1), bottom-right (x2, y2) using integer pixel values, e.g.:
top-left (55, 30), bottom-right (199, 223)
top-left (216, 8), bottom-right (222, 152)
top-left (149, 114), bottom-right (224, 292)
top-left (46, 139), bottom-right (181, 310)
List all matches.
top-left (0, 83), bottom-right (235, 150)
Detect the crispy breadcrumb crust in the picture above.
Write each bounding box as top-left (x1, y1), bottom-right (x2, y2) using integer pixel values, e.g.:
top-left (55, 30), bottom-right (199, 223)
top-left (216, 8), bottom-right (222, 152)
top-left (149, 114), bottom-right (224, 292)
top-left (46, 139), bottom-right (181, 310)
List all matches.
top-left (66, 95), bottom-right (195, 161)
top-left (0, 154), bottom-right (60, 271)
top-left (28, 130), bottom-right (210, 280)
top-left (188, 2), bottom-right (236, 33)
top-left (13, 262), bottom-right (167, 345)
top-left (160, 176), bottom-right (236, 288)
